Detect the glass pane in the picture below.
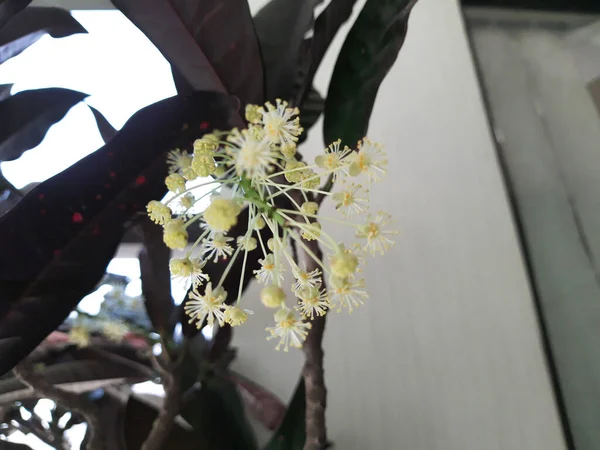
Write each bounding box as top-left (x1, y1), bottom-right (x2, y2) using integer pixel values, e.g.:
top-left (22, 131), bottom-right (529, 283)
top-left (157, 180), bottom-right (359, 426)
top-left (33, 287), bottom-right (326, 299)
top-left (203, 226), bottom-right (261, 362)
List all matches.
top-left (464, 8), bottom-right (600, 449)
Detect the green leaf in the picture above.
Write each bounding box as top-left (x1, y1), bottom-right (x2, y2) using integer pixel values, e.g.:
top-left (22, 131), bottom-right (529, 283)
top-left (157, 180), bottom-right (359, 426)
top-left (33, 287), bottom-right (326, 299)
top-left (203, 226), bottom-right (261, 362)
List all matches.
top-left (298, 87), bottom-right (324, 143)
top-left (0, 87), bottom-right (88, 162)
top-left (293, 0), bottom-right (359, 106)
top-left (181, 375), bottom-right (259, 450)
top-left (263, 379), bottom-right (306, 450)
top-left (323, 0), bottom-right (419, 145)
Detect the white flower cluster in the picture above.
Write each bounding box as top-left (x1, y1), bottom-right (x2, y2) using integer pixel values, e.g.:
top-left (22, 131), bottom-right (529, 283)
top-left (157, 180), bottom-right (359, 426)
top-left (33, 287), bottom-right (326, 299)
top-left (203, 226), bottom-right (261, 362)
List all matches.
top-left (147, 100), bottom-right (397, 351)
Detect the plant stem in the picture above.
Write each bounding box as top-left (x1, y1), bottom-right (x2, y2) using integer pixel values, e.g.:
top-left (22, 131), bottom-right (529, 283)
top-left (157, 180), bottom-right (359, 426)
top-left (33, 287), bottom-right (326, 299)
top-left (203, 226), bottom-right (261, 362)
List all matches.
top-left (298, 237), bottom-right (328, 450)
top-left (13, 361), bottom-right (104, 450)
top-left (140, 368), bottom-right (181, 450)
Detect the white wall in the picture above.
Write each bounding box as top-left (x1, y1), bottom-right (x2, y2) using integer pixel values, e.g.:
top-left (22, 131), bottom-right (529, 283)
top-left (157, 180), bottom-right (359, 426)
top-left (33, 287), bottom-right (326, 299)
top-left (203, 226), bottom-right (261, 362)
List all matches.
top-left (231, 0), bottom-right (568, 449)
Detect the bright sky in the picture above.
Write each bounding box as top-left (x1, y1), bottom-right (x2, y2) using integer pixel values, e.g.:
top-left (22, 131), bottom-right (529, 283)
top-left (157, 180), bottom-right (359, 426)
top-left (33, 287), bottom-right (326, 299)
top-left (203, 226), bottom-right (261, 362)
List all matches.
top-left (0, 10), bottom-right (176, 188)
top-left (0, 10), bottom-right (211, 303)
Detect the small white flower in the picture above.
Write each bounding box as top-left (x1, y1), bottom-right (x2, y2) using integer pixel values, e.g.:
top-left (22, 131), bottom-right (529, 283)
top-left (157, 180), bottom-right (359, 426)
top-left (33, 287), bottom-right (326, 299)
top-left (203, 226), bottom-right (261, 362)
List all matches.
top-left (167, 149), bottom-right (193, 174)
top-left (328, 276), bottom-right (368, 313)
top-left (291, 264), bottom-right (322, 293)
top-left (237, 234), bottom-right (258, 251)
top-left (332, 183), bottom-right (369, 217)
top-left (254, 254), bottom-right (284, 285)
top-left (224, 305), bottom-right (253, 326)
top-left (227, 128), bottom-right (277, 180)
top-left (266, 308), bottom-right (312, 351)
top-left (202, 233), bottom-right (234, 262)
top-left (355, 212), bottom-right (397, 256)
top-left (184, 282), bottom-right (228, 327)
top-left (348, 138), bottom-right (387, 182)
top-left (259, 99), bottom-right (303, 148)
top-left (315, 139), bottom-right (353, 180)
top-left (69, 325), bottom-right (90, 348)
top-left (170, 257), bottom-right (209, 288)
top-left (102, 321), bottom-right (129, 342)
top-left (295, 285), bottom-right (330, 320)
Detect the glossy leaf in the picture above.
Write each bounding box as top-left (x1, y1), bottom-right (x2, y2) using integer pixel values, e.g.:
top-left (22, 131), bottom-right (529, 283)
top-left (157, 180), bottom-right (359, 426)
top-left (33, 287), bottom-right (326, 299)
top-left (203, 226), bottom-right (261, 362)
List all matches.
top-left (112, 0), bottom-right (263, 110)
top-left (263, 379), bottom-right (306, 450)
top-left (0, 0), bottom-right (30, 31)
top-left (88, 105), bottom-right (118, 144)
top-left (0, 189), bottom-right (21, 217)
top-left (138, 218), bottom-right (175, 334)
top-left (323, 0), bottom-right (419, 145)
top-left (0, 7), bottom-right (86, 64)
top-left (294, 0), bottom-right (359, 106)
top-left (0, 87), bottom-right (88, 162)
top-left (0, 83), bottom-right (12, 101)
top-left (181, 375), bottom-right (258, 450)
top-left (253, 0), bottom-right (321, 101)
top-left (0, 91), bottom-right (237, 376)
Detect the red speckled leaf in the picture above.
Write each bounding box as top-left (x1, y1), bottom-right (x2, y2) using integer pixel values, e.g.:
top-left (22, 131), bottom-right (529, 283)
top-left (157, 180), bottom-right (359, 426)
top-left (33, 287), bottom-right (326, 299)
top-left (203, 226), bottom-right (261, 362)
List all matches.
top-left (112, 0), bottom-right (264, 109)
top-left (0, 91), bottom-right (237, 376)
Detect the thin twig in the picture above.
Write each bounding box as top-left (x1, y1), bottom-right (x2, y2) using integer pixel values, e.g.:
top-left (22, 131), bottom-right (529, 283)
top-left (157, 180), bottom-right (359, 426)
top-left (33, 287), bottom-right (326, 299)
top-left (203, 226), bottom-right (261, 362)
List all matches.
top-left (141, 357), bottom-right (182, 450)
top-left (13, 361), bottom-right (104, 450)
top-left (298, 238), bottom-right (328, 450)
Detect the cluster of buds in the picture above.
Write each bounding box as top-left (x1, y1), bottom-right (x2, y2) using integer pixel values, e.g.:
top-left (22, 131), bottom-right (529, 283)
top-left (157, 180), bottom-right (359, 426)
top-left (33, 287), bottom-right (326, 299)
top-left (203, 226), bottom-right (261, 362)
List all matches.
top-left (146, 100), bottom-right (396, 351)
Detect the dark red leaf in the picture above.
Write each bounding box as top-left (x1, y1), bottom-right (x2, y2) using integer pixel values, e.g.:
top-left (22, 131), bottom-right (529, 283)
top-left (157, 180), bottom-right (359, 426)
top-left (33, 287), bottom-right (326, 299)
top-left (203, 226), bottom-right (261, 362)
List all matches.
top-left (112, 0), bottom-right (264, 109)
top-left (0, 87), bottom-right (88, 162)
top-left (88, 105), bottom-right (118, 144)
top-left (138, 218), bottom-right (175, 334)
top-left (0, 91), bottom-right (237, 376)
top-left (253, 0), bottom-right (321, 101)
top-left (0, 7), bottom-right (86, 64)
top-left (0, 83), bottom-right (12, 101)
top-left (0, 0), bottom-right (30, 31)
top-left (230, 371), bottom-right (286, 431)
